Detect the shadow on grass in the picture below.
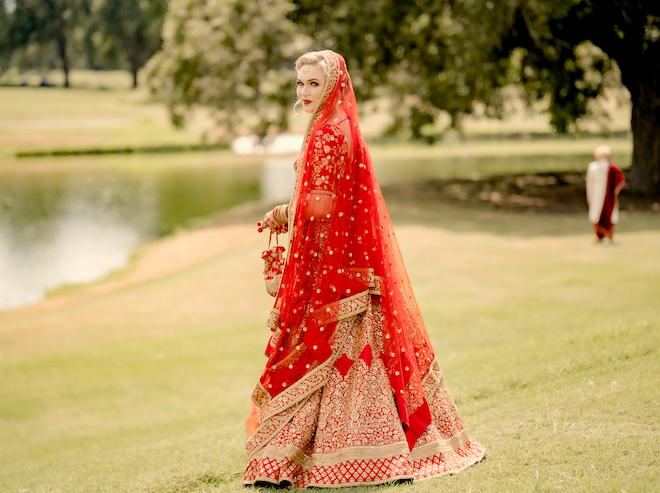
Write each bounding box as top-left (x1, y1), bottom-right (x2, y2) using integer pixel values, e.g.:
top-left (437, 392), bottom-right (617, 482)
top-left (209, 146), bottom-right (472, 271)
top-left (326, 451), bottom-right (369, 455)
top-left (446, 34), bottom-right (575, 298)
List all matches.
top-left (382, 171), bottom-right (660, 237)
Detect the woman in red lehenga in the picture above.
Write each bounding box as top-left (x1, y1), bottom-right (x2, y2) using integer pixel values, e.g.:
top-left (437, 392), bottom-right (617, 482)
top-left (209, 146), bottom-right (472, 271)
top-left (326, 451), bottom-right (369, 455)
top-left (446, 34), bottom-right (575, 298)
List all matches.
top-left (245, 50), bottom-right (485, 488)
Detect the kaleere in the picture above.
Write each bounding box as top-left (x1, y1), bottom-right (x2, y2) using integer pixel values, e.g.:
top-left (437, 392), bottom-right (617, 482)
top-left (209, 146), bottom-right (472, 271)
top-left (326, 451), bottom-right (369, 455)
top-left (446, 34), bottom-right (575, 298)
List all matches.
top-left (262, 232), bottom-right (285, 297)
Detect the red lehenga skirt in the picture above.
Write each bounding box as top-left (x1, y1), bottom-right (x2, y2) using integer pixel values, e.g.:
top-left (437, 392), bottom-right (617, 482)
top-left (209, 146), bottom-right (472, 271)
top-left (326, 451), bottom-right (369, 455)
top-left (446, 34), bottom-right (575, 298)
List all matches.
top-left (243, 302), bottom-right (485, 488)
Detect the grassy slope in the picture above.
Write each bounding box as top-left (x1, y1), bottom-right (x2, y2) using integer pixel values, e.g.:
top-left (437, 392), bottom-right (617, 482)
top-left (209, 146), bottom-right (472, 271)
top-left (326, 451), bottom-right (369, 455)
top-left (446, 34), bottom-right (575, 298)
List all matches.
top-left (1, 71), bottom-right (655, 492)
top-left (0, 202), bottom-right (658, 493)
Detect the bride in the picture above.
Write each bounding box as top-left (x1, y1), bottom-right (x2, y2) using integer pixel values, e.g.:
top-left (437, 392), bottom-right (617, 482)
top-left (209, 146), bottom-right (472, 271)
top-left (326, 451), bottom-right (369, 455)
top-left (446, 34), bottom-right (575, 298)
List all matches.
top-left (245, 49), bottom-right (485, 488)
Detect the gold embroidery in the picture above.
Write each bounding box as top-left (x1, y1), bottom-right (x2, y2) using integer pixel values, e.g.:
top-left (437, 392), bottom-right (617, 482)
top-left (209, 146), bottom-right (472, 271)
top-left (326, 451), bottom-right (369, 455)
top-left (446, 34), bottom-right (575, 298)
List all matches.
top-left (266, 308), bottom-right (281, 331)
top-left (409, 429), bottom-right (470, 460)
top-left (421, 357), bottom-right (443, 396)
top-left (343, 268), bottom-right (383, 295)
top-left (247, 317), bottom-right (353, 458)
top-left (244, 301), bottom-right (486, 487)
top-left (305, 442), bottom-right (410, 467)
top-left (267, 309), bottom-right (283, 350)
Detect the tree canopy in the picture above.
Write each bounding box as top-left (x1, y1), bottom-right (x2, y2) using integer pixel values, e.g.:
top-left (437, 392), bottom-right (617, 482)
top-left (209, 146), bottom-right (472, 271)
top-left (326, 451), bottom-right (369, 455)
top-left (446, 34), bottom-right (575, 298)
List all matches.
top-left (290, 0), bottom-right (512, 137)
top-left (409, 0), bottom-right (660, 194)
top-left (497, 0), bottom-right (660, 195)
top-left (148, 0), bottom-right (659, 195)
top-left (290, 0), bottom-right (659, 195)
top-left (3, 0), bottom-right (92, 87)
top-left (145, 0), bottom-right (303, 135)
top-left (1, 0), bottom-right (166, 88)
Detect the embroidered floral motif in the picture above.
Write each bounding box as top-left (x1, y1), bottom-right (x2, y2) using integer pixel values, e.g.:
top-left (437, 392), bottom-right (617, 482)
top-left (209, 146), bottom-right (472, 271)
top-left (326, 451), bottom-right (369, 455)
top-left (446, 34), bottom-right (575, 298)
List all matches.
top-left (266, 309), bottom-right (281, 332)
top-left (309, 125), bottom-right (349, 191)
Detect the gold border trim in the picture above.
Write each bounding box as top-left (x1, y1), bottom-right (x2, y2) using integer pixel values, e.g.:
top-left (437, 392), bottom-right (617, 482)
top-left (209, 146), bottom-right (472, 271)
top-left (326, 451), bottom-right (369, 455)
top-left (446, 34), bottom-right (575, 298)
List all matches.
top-left (306, 442), bottom-right (410, 468)
top-left (247, 317), bottom-right (354, 458)
top-left (409, 429), bottom-right (471, 460)
top-left (421, 357), bottom-right (443, 396)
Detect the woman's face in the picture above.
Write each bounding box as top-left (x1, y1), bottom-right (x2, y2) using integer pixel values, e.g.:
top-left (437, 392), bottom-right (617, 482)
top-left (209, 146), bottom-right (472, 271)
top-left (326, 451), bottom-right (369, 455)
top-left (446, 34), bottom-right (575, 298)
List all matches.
top-left (297, 63), bottom-right (327, 114)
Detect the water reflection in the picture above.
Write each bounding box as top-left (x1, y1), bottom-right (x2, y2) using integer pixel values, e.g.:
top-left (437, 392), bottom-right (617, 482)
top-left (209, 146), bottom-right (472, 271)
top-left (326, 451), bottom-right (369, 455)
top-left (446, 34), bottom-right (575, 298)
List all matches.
top-left (262, 157), bottom-right (296, 201)
top-left (0, 155), bottom-right (261, 311)
top-left (0, 172), bottom-right (151, 309)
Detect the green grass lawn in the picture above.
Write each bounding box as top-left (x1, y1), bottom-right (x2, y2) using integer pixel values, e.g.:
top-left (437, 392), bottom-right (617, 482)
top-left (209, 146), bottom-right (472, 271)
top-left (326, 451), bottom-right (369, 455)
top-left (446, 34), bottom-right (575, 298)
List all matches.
top-left (1, 202), bottom-right (658, 493)
top-left (0, 76), bottom-right (216, 156)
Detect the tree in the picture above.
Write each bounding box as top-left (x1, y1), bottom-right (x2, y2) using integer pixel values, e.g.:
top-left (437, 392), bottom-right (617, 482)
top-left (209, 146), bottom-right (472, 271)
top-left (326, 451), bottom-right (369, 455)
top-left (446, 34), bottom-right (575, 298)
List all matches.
top-left (0, 2), bottom-right (9, 69)
top-left (146, 0), bottom-right (658, 195)
top-left (289, 0), bottom-right (514, 137)
top-left (5, 0), bottom-right (91, 88)
top-left (497, 1), bottom-right (660, 195)
top-left (145, 0), bottom-right (305, 136)
top-left (92, 0), bottom-right (167, 88)
top-left (291, 0), bottom-right (660, 196)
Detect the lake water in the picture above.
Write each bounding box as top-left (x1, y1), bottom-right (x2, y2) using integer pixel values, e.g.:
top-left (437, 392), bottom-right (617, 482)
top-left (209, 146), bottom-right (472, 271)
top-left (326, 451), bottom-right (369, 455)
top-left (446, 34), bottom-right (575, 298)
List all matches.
top-left (0, 148), bottom-right (618, 312)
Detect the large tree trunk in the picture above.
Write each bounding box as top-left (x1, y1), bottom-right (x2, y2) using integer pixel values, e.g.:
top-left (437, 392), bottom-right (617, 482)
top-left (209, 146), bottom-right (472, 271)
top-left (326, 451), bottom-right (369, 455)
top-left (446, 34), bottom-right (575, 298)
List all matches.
top-left (122, 35), bottom-right (141, 89)
top-left (130, 56), bottom-right (140, 88)
top-left (54, 33), bottom-right (69, 88)
top-left (131, 67), bottom-right (139, 89)
top-left (628, 80), bottom-right (660, 196)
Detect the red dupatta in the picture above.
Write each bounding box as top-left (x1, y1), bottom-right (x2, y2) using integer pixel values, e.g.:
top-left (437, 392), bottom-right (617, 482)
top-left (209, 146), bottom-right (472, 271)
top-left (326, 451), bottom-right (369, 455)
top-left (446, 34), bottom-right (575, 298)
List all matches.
top-left (252, 51), bottom-right (436, 450)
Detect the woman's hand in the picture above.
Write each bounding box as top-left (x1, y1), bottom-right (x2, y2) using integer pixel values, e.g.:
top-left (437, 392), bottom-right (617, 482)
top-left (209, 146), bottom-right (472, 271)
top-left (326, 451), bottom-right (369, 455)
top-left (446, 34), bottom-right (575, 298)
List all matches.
top-left (258, 209), bottom-right (289, 234)
top-left (258, 209), bottom-right (275, 232)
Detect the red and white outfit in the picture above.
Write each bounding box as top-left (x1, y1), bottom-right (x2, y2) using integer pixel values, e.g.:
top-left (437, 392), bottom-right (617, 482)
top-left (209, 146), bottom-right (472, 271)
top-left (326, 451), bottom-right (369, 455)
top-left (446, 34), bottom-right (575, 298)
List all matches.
top-left (586, 158), bottom-right (626, 240)
top-left (243, 50), bottom-right (485, 488)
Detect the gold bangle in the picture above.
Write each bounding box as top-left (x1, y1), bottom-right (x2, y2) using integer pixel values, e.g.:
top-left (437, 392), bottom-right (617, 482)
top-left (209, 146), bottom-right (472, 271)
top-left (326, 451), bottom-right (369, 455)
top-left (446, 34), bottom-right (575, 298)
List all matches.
top-left (273, 205), bottom-right (288, 224)
top-left (273, 206), bottom-right (282, 224)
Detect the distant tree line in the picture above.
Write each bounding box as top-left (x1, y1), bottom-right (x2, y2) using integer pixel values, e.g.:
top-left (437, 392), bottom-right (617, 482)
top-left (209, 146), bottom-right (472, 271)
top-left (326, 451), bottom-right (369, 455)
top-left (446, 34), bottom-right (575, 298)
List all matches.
top-left (0, 0), bottom-right (166, 88)
top-left (1, 0), bottom-right (658, 195)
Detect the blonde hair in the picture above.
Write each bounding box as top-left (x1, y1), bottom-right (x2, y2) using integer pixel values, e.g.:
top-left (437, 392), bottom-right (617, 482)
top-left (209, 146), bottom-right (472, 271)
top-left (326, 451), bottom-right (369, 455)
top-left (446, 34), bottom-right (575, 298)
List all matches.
top-left (295, 51), bottom-right (331, 78)
top-left (293, 51), bottom-right (331, 115)
top-left (594, 145), bottom-right (611, 160)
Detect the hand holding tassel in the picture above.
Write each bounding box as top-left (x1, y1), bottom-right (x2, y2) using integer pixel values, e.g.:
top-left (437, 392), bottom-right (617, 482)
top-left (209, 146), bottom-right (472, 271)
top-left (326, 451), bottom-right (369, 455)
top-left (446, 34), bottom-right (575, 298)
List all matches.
top-left (258, 205), bottom-right (289, 234)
